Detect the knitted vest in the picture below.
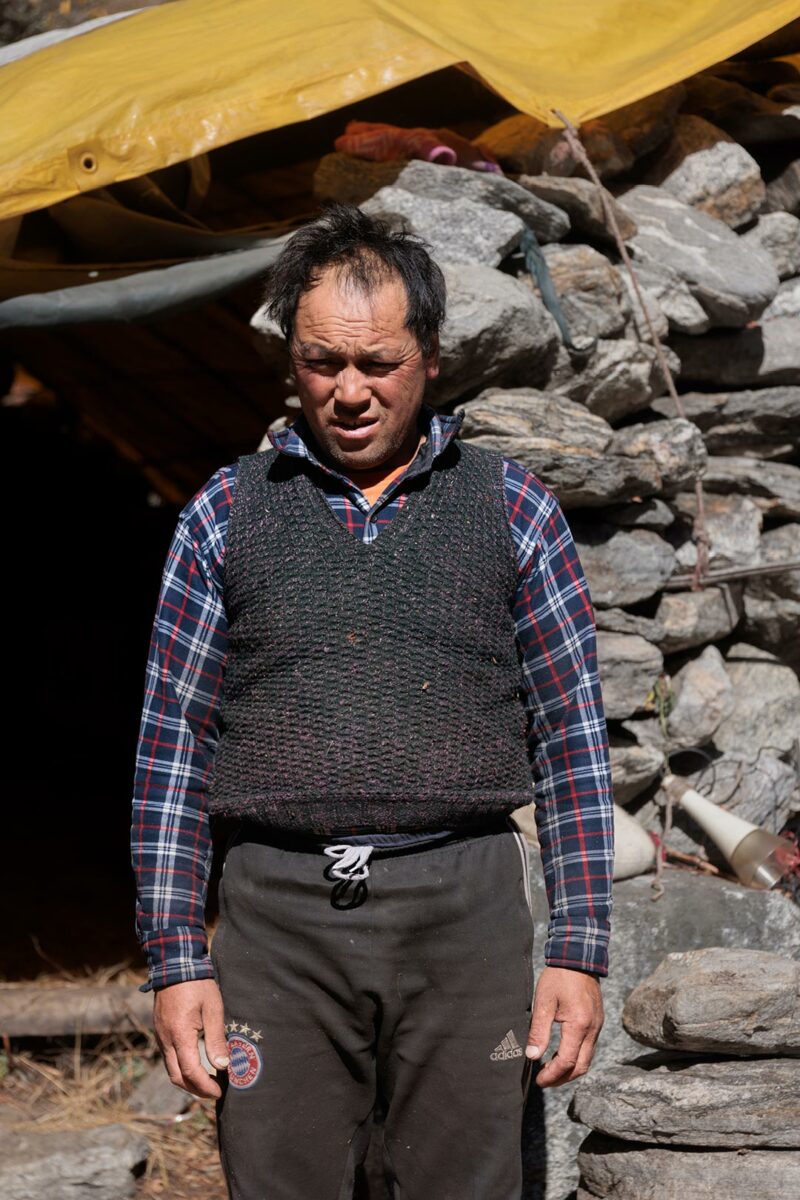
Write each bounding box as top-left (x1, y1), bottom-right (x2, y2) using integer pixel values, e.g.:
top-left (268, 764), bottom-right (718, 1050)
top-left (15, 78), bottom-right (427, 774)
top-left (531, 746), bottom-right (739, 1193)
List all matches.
top-left (208, 438), bottom-right (533, 833)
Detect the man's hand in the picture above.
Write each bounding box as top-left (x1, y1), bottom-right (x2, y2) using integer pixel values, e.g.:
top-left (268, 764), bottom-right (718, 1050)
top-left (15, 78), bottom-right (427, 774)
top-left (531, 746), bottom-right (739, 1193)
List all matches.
top-left (153, 978), bottom-right (229, 1099)
top-left (526, 965), bottom-right (603, 1088)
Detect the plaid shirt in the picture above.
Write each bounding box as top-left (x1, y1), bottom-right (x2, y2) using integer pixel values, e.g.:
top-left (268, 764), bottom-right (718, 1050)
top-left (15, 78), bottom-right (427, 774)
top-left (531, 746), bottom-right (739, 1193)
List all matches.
top-left (132, 407), bottom-right (614, 991)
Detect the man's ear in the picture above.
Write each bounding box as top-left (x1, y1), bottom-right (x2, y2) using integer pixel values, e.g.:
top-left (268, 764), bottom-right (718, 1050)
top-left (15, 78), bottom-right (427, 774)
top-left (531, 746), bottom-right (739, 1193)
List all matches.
top-left (425, 334), bottom-right (440, 381)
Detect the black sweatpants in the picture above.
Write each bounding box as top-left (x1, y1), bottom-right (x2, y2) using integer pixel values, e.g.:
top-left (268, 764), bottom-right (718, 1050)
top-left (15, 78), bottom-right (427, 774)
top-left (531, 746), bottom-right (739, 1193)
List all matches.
top-left (212, 819), bottom-right (534, 1200)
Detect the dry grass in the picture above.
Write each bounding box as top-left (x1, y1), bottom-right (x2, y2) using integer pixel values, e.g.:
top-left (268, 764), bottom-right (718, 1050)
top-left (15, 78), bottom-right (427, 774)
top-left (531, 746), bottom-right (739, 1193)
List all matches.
top-left (1, 963), bottom-right (227, 1199)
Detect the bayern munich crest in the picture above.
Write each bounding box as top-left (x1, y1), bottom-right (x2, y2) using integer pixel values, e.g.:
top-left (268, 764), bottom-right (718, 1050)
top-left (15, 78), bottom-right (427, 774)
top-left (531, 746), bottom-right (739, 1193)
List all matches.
top-left (225, 1022), bottom-right (264, 1089)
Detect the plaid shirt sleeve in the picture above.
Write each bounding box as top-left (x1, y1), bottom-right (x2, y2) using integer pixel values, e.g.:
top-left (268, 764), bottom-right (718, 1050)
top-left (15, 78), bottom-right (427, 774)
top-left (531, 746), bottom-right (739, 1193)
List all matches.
top-left (504, 459), bottom-right (614, 977)
top-left (131, 465), bottom-right (236, 992)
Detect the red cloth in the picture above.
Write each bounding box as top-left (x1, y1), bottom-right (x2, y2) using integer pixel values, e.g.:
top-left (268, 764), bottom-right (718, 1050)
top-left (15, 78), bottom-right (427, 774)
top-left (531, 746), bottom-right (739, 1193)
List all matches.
top-left (334, 121), bottom-right (502, 172)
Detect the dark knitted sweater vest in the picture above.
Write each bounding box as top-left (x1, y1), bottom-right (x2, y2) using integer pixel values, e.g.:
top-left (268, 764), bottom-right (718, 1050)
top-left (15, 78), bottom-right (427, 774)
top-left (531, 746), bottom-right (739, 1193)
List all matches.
top-left (207, 438), bottom-right (533, 834)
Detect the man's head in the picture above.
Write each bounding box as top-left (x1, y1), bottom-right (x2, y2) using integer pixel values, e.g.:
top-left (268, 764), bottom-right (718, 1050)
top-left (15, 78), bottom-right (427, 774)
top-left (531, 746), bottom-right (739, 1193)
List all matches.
top-left (263, 204), bottom-right (446, 475)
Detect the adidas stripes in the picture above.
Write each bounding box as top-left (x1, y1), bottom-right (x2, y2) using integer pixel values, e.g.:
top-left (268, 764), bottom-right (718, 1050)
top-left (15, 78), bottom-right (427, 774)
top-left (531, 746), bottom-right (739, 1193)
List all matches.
top-left (212, 819), bottom-right (534, 1199)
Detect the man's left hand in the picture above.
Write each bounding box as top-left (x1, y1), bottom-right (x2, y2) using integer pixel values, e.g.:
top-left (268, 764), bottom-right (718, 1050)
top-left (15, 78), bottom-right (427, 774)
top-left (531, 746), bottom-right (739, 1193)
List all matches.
top-left (526, 965), bottom-right (604, 1088)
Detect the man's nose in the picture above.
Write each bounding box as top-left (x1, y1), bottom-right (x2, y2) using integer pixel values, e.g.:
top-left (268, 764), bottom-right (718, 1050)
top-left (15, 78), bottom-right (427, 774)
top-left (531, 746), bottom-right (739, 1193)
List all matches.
top-left (334, 365), bottom-right (370, 406)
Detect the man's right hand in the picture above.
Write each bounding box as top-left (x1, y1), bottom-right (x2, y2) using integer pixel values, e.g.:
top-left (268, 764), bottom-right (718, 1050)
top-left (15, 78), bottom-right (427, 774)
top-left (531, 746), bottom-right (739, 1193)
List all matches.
top-left (153, 978), bottom-right (229, 1099)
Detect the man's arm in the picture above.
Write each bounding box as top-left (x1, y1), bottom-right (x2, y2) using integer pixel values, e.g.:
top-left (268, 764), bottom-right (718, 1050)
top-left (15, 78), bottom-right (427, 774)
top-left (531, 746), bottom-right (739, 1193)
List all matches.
top-left (504, 459), bottom-right (614, 1086)
top-left (131, 466), bottom-right (236, 1095)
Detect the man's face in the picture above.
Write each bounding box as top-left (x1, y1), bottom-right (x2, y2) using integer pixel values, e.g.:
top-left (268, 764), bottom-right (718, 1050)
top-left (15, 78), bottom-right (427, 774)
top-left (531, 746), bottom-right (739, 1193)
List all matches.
top-left (289, 267), bottom-right (439, 475)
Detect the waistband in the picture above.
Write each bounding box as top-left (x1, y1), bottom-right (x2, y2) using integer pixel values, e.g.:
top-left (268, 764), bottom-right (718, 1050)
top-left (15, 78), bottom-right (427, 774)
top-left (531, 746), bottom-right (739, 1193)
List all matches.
top-left (233, 816), bottom-right (511, 859)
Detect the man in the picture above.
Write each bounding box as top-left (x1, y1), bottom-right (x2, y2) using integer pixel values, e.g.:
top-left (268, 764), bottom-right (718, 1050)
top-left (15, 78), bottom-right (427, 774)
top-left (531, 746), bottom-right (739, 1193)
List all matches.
top-left (132, 203), bottom-right (614, 1199)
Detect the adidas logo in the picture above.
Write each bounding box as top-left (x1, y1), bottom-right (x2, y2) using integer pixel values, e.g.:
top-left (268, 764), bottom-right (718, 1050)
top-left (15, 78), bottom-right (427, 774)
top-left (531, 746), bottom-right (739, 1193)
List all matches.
top-left (490, 1030), bottom-right (523, 1061)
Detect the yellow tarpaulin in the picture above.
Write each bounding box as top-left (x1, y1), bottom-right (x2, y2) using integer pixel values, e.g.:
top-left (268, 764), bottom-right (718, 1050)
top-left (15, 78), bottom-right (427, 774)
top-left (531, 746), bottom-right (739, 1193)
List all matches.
top-left (1, 0), bottom-right (799, 221)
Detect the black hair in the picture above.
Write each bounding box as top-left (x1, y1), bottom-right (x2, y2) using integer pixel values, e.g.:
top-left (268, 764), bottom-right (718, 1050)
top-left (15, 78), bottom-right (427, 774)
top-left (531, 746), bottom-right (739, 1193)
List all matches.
top-left (263, 203), bottom-right (446, 357)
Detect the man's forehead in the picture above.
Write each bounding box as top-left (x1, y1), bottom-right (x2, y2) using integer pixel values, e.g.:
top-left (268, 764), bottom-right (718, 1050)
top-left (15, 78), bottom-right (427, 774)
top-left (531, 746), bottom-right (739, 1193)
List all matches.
top-left (297, 340), bottom-right (400, 357)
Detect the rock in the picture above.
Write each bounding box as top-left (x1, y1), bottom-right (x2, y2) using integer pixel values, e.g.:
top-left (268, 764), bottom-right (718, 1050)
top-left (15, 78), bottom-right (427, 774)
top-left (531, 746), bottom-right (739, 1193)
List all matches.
top-left (620, 273), bottom-right (670, 343)
top-left (763, 158), bottom-right (800, 215)
top-left (456, 388), bottom-right (662, 508)
top-left (700, 455), bottom-right (800, 520)
top-left (429, 266), bottom-right (558, 405)
top-left (638, 749), bottom-right (800, 866)
top-left (574, 525), bottom-right (676, 608)
top-left (609, 737), bottom-right (665, 805)
top-left (644, 115), bottom-right (765, 228)
top-left (740, 212), bottom-right (800, 280)
top-left (577, 1135), bottom-right (800, 1199)
top-left (0, 1125), bottom-right (149, 1200)
top-left (762, 275), bottom-right (800, 321)
top-left (596, 633), bottom-right (663, 719)
top-left (673, 318), bottom-right (800, 387)
top-left (714, 642), bottom-right (800, 756)
top-left (537, 244), bottom-right (629, 340)
top-left (127, 1060), bottom-right (192, 1116)
top-left (744, 523), bottom-right (800, 651)
top-left (652, 386), bottom-right (800, 458)
top-left (665, 645), bottom-right (733, 749)
top-left (605, 498), bottom-right (674, 531)
top-left (626, 258), bottom-right (710, 335)
top-left (549, 338), bottom-right (670, 424)
top-left (526, 867), bottom-right (800, 1200)
top-left (622, 947), bottom-right (800, 1056)
top-left (596, 84), bottom-right (686, 160)
top-left (572, 1057), bottom-right (800, 1148)
top-left (617, 184), bottom-right (778, 327)
top-left (315, 154), bottom-right (570, 241)
top-left (517, 175), bottom-right (636, 244)
top-left (594, 607), bottom-right (663, 644)
top-left (478, 114), bottom-right (633, 179)
top-left (360, 187), bottom-right (524, 266)
top-left (613, 805), bottom-right (656, 880)
top-left (670, 492), bottom-right (763, 572)
top-left (654, 584), bottom-right (743, 654)
top-left (610, 418), bottom-right (707, 495)
top-left (683, 73), bottom-right (800, 144)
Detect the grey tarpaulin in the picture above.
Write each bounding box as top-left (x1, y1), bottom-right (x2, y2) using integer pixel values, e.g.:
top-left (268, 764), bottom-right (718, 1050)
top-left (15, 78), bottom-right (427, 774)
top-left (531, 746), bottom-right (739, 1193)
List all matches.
top-left (0, 239), bottom-right (291, 329)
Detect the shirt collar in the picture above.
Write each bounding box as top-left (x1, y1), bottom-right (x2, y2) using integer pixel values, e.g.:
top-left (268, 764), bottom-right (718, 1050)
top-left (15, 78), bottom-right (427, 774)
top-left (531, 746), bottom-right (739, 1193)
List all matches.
top-left (267, 404), bottom-right (464, 484)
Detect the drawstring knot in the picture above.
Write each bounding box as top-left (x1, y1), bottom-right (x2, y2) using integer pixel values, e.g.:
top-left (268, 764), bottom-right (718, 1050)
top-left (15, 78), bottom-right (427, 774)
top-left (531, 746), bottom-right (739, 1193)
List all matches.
top-left (323, 844), bottom-right (374, 909)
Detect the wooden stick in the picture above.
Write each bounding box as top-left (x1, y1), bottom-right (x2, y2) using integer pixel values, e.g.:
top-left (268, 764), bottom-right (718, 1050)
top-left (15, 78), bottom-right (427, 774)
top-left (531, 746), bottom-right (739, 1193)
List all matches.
top-left (0, 985), bottom-right (153, 1038)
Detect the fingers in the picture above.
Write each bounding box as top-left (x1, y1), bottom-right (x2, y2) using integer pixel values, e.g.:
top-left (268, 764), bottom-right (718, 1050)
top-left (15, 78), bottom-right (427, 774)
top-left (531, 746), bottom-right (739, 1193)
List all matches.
top-left (526, 984), bottom-right (557, 1061)
top-left (535, 1018), bottom-right (594, 1088)
top-left (153, 978), bottom-right (227, 1100)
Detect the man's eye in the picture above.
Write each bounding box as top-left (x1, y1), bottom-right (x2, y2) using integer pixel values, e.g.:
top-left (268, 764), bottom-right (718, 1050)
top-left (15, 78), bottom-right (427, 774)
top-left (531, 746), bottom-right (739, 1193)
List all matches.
top-left (365, 361), bottom-right (398, 373)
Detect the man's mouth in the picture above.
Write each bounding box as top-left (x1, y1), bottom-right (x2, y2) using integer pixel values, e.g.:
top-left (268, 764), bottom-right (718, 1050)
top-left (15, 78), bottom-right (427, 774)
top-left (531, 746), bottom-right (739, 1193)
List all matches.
top-left (331, 416), bottom-right (379, 441)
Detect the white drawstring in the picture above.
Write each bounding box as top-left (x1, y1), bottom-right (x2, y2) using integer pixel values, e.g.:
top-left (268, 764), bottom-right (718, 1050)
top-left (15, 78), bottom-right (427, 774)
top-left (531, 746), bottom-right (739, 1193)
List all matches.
top-left (323, 844), bottom-right (374, 882)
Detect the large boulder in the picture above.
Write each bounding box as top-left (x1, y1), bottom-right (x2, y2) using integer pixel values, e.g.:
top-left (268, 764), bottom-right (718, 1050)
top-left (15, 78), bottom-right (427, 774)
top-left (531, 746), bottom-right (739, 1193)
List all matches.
top-left (525, 868), bottom-right (800, 1200)
top-left (361, 187), bottom-right (524, 266)
top-left (701, 455), bottom-right (800, 521)
top-left (665, 644), bottom-right (733, 749)
top-left (315, 154), bottom-right (570, 240)
top-left (762, 275), bottom-right (800, 321)
top-left (673, 318), bottom-right (800, 388)
top-left (653, 584), bottom-right (743, 654)
top-left (622, 947), bottom-right (800, 1056)
top-left (610, 418), bottom-right (707, 496)
top-left (652, 386), bottom-right (800, 458)
top-left (763, 158), bottom-right (800, 215)
top-left (574, 526), bottom-right (676, 608)
top-left (577, 1136), bottom-right (800, 1199)
top-left (644, 115), bottom-right (765, 228)
top-left (625, 257), bottom-right (710, 334)
top-left (740, 211), bottom-right (800, 280)
top-left (744, 523), bottom-right (800, 651)
top-left (550, 338), bottom-right (669, 423)
top-left (456, 388), bottom-right (661, 508)
top-left (477, 114), bottom-right (633, 179)
top-left (669, 492), bottom-right (763, 572)
top-left (537, 244), bottom-right (629, 339)
top-left (714, 642), bottom-right (800, 756)
top-left (609, 737), bottom-right (665, 808)
top-left (429, 266), bottom-right (558, 404)
top-left (596, 633), bottom-right (663, 719)
top-left (572, 1057), bottom-right (800, 1148)
top-left (605, 498), bottom-right (674, 531)
top-left (683, 72), bottom-right (800, 143)
top-left (617, 184), bottom-right (778, 327)
top-left (0, 1125), bottom-right (149, 1200)
top-left (517, 175), bottom-right (636, 244)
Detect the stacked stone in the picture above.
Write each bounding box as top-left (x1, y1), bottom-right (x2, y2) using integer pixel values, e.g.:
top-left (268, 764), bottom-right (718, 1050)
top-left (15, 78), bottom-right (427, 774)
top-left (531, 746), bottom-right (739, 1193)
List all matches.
top-left (571, 946), bottom-right (800, 1199)
top-left (293, 63), bottom-right (800, 867)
